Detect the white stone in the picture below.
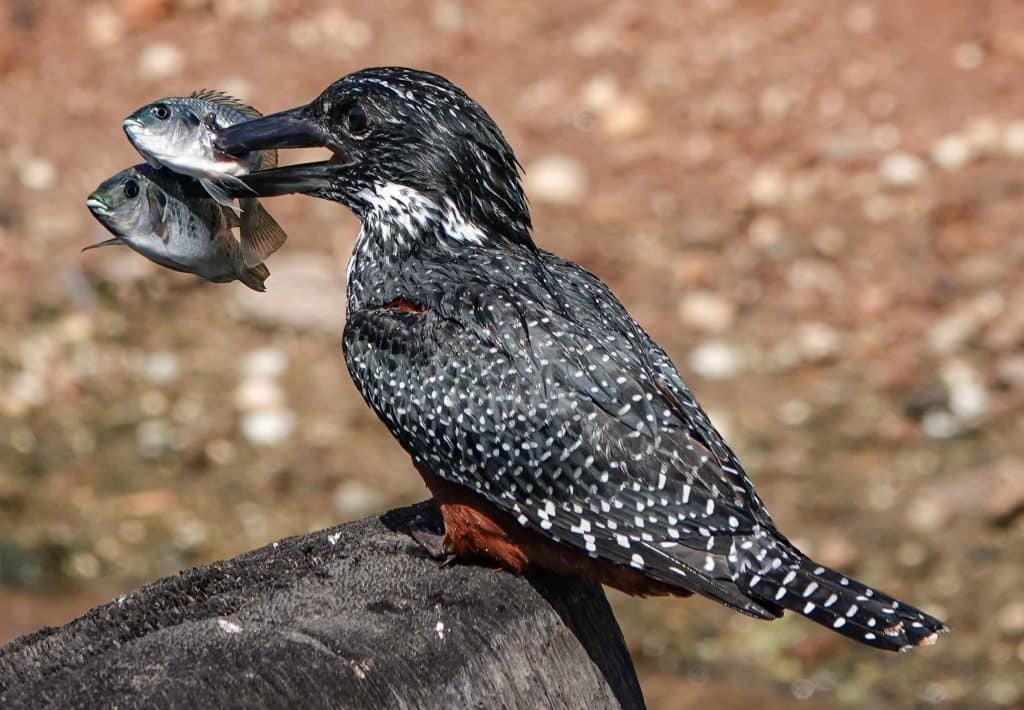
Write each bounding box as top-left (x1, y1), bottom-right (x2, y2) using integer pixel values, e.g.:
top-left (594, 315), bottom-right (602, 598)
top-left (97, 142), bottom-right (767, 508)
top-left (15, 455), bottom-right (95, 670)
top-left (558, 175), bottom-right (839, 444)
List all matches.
top-left (234, 378), bottom-right (285, 411)
top-left (241, 347), bottom-right (289, 380)
top-left (749, 168), bottom-right (787, 207)
top-left (689, 341), bottom-right (743, 380)
top-left (879, 152), bottom-right (926, 187)
top-left (141, 350), bottom-right (180, 385)
top-left (931, 134), bottom-right (972, 170)
top-left (921, 409), bottom-right (960, 440)
top-left (524, 155), bottom-right (588, 206)
top-left (136, 418), bottom-right (174, 458)
top-left (580, 75), bottom-right (619, 111)
top-left (952, 42), bottom-right (984, 70)
top-left (138, 42), bottom-right (184, 80)
top-left (796, 322), bottom-right (842, 362)
top-left (241, 408), bottom-right (295, 446)
top-left (948, 381), bottom-right (988, 420)
top-left (19, 157), bottom-right (56, 191)
top-left (678, 291), bottom-right (736, 333)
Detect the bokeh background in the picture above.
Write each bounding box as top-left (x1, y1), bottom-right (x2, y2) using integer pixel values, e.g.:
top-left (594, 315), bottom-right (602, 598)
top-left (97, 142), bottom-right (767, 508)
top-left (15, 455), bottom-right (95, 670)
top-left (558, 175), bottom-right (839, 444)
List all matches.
top-left (2, 0), bottom-right (1023, 707)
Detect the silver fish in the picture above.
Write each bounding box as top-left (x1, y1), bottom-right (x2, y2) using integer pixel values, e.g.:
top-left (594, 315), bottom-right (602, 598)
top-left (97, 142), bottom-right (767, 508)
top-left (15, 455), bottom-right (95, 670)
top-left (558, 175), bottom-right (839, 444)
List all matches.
top-left (122, 90), bottom-right (287, 269)
top-left (84, 164), bottom-right (270, 292)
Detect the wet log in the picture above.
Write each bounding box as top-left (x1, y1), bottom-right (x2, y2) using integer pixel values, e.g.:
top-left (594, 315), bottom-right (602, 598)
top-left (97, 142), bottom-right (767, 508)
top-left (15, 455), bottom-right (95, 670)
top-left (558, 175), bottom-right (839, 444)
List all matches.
top-left (0, 501), bottom-right (645, 709)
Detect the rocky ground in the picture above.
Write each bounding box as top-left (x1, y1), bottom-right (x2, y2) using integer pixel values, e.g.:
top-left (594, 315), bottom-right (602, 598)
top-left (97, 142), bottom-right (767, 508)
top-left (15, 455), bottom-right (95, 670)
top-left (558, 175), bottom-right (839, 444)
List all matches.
top-left (1, 1), bottom-right (1023, 707)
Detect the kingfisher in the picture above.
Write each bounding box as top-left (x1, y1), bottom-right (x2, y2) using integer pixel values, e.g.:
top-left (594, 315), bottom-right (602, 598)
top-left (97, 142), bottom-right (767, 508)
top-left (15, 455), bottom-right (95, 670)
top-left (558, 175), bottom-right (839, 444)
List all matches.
top-left (216, 67), bottom-right (947, 652)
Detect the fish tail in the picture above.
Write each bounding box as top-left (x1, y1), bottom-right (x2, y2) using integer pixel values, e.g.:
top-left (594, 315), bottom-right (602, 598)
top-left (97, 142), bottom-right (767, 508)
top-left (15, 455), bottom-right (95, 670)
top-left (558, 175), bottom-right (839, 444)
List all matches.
top-left (239, 199), bottom-right (288, 268)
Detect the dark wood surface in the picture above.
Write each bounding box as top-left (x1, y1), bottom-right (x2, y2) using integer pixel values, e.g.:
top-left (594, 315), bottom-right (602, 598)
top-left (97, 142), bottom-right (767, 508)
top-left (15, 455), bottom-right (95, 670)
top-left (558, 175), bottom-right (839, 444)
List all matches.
top-left (0, 501), bottom-right (645, 709)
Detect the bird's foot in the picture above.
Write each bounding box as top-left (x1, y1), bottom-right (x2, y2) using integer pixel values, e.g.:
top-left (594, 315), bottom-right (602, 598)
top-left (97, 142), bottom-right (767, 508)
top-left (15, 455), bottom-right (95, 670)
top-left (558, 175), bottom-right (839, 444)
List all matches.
top-left (406, 514), bottom-right (456, 566)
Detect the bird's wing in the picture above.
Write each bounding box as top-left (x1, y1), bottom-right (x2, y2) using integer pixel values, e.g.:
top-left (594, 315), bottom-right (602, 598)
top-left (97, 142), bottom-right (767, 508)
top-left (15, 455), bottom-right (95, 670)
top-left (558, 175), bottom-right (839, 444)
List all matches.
top-left (343, 279), bottom-right (782, 618)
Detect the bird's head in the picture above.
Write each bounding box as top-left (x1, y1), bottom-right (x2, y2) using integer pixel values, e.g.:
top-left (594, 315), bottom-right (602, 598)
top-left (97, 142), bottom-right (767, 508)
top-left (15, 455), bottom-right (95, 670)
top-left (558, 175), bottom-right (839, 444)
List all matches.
top-left (217, 67), bottom-right (533, 248)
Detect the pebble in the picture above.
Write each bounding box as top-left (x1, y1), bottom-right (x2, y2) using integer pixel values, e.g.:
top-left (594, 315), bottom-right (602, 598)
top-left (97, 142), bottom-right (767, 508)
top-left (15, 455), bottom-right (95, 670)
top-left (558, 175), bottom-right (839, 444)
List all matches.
top-left (795, 322), bottom-right (842, 362)
top-left (524, 155), bottom-right (588, 206)
top-left (677, 291), bottom-right (736, 333)
top-left (85, 4), bottom-right (125, 47)
top-left (138, 42), bottom-right (183, 80)
top-left (141, 350), bottom-right (180, 385)
top-left (778, 399), bottom-right (811, 426)
top-left (66, 551), bottom-right (101, 579)
top-left (906, 496), bottom-right (949, 533)
top-left (598, 96), bottom-right (651, 139)
top-left (240, 347), bottom-right (289, 380)
top-left (241, 408), bottom-right (295, 446)
top-left (921, 408), bottom-right (961, 439)
top-left (234, 377), bottom-right (285, 411)
top-left (749, 167), bottom-right (787, 207)
top-left (18, 158), bottom-right (56, 191)
top-left (879, 152), bottom-right (926, 187)
top-left (748, 214), bottom-right (784, 249)
top-left (965, 118), bottom-right (1002, 155)
top-left (580, 74), bottom-right (618, 111)
top-left (136, 418), bottom-right (174, 458)
top-left (931, 134), bottom-right (972, 170)
top-left (948, 381), bottom-right (988, 420)
top-left (952, 42), bottom-right (985, 70)
top-left (689, 341), bottom-right (743, 380)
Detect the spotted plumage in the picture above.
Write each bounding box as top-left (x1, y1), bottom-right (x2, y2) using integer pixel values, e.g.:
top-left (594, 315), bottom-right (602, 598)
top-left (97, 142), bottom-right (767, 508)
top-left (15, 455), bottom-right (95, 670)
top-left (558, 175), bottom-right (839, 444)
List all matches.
top-left (216, 67), bottom-right (948, 652)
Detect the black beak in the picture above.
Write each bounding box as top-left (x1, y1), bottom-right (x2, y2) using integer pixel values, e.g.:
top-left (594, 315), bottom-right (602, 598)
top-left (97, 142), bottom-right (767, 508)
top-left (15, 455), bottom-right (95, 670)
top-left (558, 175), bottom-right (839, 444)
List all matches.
top-left (216, 105), bottom-right (324, 153)
top-left (214, 105), bottom-right (339, 197)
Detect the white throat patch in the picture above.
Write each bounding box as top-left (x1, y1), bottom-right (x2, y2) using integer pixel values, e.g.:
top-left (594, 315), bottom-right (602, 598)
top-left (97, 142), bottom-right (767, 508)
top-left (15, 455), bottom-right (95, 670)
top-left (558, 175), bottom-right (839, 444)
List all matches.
top-left (357, 183), bottom-right (486, 246)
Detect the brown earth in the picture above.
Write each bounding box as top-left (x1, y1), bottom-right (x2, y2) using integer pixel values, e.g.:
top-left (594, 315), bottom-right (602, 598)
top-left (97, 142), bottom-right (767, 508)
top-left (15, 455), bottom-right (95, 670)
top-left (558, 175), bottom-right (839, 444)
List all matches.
top-left (1, 1), bottom-right (1023, 707)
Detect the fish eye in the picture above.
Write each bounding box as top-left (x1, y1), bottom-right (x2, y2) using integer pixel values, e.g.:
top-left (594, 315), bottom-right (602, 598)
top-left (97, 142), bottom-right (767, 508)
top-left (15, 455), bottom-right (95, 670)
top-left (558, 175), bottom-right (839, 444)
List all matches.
top-left (344, 104), bottom-right (370, 137)
top-left (152, 104), bottom-right (171, 120)
top-left (123, 179), bottom-right (140, 199)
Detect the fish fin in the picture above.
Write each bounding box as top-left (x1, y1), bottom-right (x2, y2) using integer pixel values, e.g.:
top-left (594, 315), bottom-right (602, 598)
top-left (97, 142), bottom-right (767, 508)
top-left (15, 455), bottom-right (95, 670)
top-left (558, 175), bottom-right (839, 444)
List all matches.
top-left (143, 154), bottom-right (163, 169)
top-left (81, 236), bottom-right (124, 252)
top-left (239, 262), bottom-right (270, 292)
top-left (239, 199), bottom-right (288, 268)
top-left (199, 176), bottom-right (249, 210)
top-left (189, 89), bottom-right (263, 120)
top-left (224, 207), bottom-right (242, 229)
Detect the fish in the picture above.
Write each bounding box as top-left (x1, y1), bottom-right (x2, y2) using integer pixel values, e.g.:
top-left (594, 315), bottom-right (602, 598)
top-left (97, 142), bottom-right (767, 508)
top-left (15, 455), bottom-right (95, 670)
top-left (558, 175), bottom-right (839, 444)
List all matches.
top-left (83, 164), bottom-right (271, 292)
top-left (122, 89), bottom-right (287, 269)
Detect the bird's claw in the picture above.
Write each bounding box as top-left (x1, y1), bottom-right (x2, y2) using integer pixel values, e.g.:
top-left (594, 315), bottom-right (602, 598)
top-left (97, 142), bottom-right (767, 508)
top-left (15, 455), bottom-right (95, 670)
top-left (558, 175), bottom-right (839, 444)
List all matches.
top-left (406, 515), bottom-right (454, 565)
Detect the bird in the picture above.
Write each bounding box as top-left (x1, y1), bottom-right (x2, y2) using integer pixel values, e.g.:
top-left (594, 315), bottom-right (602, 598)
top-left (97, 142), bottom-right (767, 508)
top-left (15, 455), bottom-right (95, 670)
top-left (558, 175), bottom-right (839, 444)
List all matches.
top-left (215, 67), bottom-right (948, 652)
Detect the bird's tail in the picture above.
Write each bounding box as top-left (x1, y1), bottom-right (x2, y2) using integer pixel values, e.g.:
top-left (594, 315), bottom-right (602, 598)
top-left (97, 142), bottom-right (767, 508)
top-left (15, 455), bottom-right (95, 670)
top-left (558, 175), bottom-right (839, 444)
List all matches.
top-left (740, 553), bottom-right (948, 652)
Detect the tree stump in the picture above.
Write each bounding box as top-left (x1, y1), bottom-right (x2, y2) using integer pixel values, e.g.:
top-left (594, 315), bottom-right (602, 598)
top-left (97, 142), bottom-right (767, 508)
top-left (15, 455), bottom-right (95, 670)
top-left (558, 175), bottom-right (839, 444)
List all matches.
top-left (0, 501), bottom-right (645, 709)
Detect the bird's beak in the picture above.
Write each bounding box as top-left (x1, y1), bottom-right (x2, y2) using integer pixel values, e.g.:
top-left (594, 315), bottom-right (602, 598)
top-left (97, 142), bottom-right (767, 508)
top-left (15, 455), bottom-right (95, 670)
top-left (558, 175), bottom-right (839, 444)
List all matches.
top-left (214, 105), bottom-right (339, 198)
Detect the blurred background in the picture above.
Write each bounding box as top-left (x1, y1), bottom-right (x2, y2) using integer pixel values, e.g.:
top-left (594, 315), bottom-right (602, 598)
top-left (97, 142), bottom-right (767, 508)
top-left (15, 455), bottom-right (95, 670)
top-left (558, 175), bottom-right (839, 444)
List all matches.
top-left (1, 0), bottom-right (1023, 707)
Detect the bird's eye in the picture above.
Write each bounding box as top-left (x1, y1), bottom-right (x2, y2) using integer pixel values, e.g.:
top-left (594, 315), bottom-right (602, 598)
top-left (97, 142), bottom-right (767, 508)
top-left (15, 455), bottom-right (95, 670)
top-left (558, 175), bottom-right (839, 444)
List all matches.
top-left (345, 104), bottom-right (369, 136)
top-left (152, 104), bottom-right (171, 120)
top-left (123, 179), bottom-right (140, 199)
